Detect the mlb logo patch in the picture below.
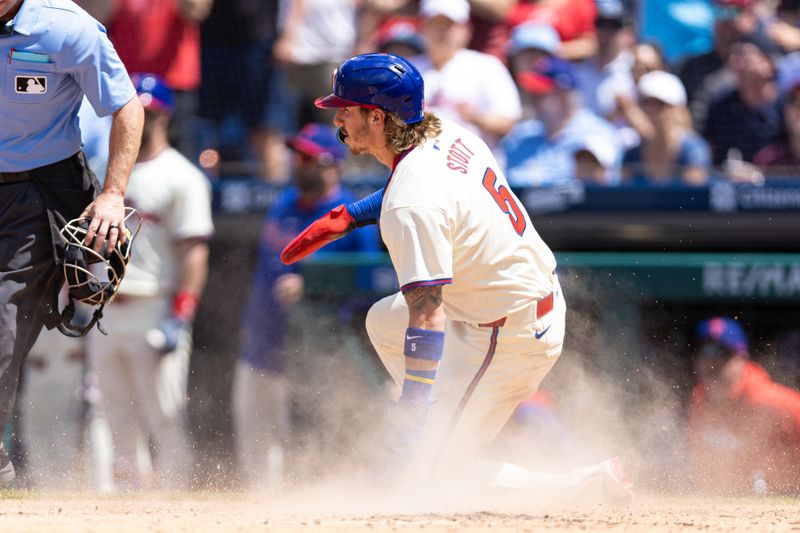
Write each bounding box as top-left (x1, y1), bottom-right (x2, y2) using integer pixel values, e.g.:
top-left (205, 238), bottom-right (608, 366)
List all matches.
top-left (15, 76), bottom-right (47, 94)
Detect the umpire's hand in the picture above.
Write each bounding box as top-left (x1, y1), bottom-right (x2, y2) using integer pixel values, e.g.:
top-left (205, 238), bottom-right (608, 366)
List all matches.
top-left (81, 191), bottom-right (127, 254)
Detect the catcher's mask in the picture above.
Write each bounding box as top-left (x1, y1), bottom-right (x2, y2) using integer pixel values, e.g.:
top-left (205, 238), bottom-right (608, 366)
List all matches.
top-left (46, 208), bottom-right (141, 337)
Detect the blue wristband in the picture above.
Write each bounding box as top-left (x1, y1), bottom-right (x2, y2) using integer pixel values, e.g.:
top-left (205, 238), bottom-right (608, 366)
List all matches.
top-left (404, 327), bottom-right (444, 361)
top-left (402, 369), bottom-right (437, 405)
top-left (345, 188), bottom-right (384, 226)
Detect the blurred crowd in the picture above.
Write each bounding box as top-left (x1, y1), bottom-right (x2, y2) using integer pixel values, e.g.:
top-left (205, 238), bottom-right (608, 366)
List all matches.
top-left (78, 0), bottom-right (800, 188)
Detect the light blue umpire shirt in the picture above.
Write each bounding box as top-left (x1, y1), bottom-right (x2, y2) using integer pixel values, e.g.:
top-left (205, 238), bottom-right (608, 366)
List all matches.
top-left (0, 0), bottom-right (135, 172)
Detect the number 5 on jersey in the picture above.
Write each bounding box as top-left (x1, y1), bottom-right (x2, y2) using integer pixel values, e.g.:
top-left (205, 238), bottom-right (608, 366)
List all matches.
top-left (482, 167), bottom-right (526, 236)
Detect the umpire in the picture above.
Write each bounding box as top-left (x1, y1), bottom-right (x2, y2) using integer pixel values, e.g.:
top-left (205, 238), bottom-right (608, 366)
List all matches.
top-left (0, 0), bottom-right (144, 485)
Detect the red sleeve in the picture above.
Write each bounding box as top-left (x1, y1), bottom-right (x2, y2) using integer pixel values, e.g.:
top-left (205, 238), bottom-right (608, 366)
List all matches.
top-left (761, 383), bottom-right (800, 435)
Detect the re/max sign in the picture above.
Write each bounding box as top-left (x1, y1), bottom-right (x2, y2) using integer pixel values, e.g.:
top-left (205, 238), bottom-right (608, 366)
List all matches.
top-left (703, 263), bottom-right (800, 297)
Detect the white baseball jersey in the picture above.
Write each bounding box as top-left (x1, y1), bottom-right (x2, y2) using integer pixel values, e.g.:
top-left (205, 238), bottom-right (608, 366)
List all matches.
top-left (380, 120), bottom-right (556, 325)
top-left (120, 147), bottom-right (214, 296)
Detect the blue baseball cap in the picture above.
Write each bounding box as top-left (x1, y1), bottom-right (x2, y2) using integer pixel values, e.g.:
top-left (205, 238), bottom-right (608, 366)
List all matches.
top-left (508, 22), bottom-right (560, 56)
top-left (517, 57), bottom-right (578, 94)
top-left (287, 123), bottom-right (347, 165)
top-left (696, 317), bottom-right (749, 356)
top-left (130, 72), bottom-right (174, 114)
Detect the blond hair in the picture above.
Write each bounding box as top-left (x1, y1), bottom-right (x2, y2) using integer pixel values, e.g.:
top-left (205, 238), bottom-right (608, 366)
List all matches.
top-left (362, 109), bottom-right (442, 153)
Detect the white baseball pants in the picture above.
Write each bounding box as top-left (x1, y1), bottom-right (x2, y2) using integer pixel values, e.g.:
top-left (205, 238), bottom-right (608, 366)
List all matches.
top-left (365, 277), bottom-right (566, 465)
top-left (87, 296), bottom-right (192, 489)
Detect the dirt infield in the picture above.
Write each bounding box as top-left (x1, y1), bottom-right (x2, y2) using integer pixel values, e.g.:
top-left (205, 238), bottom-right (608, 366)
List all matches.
top-left (2, 492), bottom-right (799, 532)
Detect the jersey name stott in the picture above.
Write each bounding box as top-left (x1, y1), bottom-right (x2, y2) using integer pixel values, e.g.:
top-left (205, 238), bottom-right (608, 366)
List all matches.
top-left (446, 138), bottom-right (475, 174)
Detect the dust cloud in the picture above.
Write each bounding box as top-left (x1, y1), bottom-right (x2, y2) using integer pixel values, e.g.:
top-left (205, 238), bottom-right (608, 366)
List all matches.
top-left (14, 269), bottom-right (692, 516)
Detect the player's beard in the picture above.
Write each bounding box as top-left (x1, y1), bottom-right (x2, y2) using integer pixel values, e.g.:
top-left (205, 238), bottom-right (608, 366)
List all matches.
top-left (343, 117), bottom-right (371, 156)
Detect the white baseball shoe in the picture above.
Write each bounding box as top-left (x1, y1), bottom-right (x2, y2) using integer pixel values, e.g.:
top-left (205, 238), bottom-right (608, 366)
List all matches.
top-left (600, 457), bottom-right (635, 505)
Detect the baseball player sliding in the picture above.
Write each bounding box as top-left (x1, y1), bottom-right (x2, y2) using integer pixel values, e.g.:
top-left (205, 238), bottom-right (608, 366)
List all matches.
top-left (281, 53), bottom-right (633, 501)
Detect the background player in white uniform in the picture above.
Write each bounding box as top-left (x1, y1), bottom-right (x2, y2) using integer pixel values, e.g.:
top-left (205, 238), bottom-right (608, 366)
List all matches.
top-left (281, 53), bottom-right (633, 501)
top-left (87, 73), bottom-right (214, 490)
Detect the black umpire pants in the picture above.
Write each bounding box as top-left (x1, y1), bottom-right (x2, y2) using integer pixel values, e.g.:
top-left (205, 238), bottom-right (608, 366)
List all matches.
top-left (0, 153), bottom-right (97, 479)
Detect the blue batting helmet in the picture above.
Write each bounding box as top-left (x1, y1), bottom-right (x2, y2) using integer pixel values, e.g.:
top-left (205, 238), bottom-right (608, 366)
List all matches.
top-left (315, 53), bottom-right (425, 124)
top-left (696, 316), bottom-right (749, 356)
top-left (131, 72), bottom-right (174, 114)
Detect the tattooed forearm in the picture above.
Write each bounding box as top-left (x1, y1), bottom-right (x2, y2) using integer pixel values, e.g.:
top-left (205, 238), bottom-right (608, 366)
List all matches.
top-left (404, 285), bottom-right (446, 331)
top-left (404, 285), bottom-right (443, 312)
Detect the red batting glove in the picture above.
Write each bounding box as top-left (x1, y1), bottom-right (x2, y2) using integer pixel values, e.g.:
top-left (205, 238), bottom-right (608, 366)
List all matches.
top-left (280, 204), bottom-right (356, 265)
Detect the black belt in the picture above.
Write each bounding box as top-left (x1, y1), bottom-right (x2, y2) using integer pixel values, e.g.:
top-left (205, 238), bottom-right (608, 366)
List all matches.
top-left (0, 153), bottom-right (80, 184)
top-left (0, 170), bottom-right (34, 184)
